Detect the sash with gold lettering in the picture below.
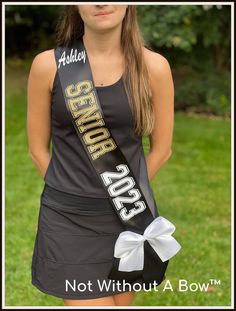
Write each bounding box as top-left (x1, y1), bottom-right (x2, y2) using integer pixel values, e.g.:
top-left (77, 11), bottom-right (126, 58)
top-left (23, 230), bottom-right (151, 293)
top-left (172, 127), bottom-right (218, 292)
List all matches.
top-left (54, 38), bottom-right (181, 287)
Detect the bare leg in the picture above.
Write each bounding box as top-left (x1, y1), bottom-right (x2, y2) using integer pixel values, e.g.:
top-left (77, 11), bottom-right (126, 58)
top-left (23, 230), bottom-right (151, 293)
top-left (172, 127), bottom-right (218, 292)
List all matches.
top-left (112, 290), bottom-right (136, 306)
top-left (63, 296), bottom-right (116, 306)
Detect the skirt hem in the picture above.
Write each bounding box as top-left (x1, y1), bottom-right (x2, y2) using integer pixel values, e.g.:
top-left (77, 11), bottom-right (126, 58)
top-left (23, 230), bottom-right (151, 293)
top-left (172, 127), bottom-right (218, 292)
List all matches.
top-left (31, 279), bottom-right (137, 300)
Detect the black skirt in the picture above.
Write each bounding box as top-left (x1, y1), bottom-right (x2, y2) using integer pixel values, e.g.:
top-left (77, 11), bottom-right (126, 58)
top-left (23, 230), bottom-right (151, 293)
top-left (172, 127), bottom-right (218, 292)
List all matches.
top-left (31, 183), bottom-right (144, 300)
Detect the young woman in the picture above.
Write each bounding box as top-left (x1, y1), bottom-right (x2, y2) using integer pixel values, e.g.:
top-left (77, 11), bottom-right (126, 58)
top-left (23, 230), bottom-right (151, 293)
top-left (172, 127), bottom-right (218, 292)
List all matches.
top-left (27, 5), bottom-right (174, 307)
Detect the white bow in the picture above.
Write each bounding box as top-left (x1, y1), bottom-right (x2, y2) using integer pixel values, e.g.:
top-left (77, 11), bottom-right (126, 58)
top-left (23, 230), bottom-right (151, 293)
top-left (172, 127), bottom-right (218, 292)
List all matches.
top-left (114, 216), bottom-right (181, 272)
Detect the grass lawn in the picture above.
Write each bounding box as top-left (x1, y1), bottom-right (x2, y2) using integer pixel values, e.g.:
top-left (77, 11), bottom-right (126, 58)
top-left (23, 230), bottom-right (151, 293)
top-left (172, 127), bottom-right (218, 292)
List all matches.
top-left (4, 60), bottom-right (231, 307)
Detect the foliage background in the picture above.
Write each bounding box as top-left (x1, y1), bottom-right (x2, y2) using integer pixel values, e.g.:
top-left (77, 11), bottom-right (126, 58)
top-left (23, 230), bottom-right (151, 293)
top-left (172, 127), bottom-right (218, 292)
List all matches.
top-left (6, 4), bottom-right (231, 116)
top-left (5, 4), bottom-right (231, 307)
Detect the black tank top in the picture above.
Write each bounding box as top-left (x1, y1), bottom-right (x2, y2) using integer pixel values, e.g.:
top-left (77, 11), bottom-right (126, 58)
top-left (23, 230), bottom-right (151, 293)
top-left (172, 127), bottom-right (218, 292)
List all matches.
top-left (43, 68), bottom-right (150, 199)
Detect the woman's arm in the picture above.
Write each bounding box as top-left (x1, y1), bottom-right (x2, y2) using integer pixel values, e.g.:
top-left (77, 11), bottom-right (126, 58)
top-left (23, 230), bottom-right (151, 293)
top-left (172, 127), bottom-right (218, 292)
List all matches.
top-left (27, 49), bottom-right (56, 178)
top-left (144, 49), bottom-right (175, 181)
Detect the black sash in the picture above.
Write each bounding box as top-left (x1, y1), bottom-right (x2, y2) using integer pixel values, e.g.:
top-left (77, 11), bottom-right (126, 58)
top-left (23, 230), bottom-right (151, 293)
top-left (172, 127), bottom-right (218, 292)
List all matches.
top-left (54, 38), bottom-right (174, 286)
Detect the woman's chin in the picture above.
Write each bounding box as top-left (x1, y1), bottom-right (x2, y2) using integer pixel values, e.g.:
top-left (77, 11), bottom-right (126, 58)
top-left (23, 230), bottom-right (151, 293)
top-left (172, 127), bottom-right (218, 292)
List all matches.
top-left (93, 23), bottom-right (119, 33)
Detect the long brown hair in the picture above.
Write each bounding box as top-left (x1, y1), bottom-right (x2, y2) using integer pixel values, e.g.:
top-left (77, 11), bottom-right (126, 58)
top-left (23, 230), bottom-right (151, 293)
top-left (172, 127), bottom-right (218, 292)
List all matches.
top-left (55, 5), bottom-right (154, 137)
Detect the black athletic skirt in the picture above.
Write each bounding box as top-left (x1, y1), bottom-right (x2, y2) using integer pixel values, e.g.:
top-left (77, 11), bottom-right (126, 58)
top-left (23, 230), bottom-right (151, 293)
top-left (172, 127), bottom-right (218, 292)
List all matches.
top-left (31, 183), bottom-right (144, 300)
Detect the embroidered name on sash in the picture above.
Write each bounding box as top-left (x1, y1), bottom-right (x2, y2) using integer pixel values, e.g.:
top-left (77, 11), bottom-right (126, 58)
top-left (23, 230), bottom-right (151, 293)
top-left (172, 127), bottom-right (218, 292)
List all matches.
top-left (58, 49), bottom-right (86, 68)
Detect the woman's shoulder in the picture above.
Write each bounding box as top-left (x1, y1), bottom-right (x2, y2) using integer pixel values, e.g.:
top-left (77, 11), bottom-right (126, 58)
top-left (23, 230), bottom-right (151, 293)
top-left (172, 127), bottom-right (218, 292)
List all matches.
top-left (142, 46), bottom-right (172, 80)
top-left (29, 49), bottom-right (57, 92)
top-left (31, 49), bottom-right (56, 69)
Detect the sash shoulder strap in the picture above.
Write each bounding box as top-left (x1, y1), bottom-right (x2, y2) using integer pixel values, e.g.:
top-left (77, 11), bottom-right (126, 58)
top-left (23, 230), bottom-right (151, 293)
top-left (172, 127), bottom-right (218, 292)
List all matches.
top-left (54, 38), bottom-right (181, 286)
top-left (54, 39), bottom-right (156, 234)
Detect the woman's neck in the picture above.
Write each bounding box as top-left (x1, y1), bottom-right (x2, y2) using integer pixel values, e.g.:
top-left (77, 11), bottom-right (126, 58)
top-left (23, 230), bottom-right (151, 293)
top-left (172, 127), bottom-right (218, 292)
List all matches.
top-left (82, 26), bottom-right (123, 57)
